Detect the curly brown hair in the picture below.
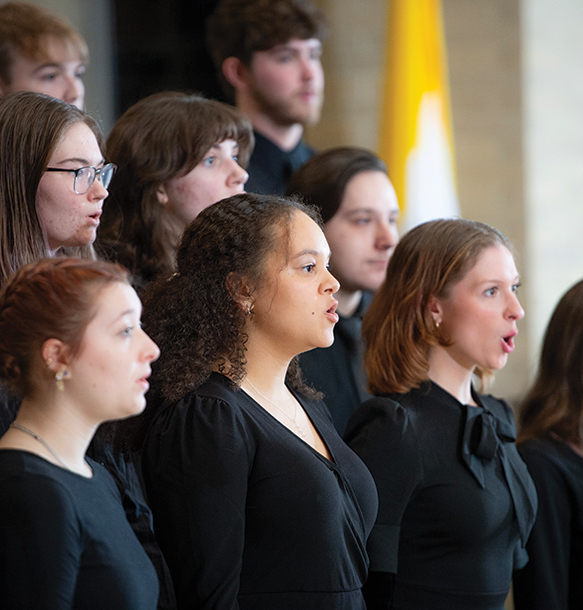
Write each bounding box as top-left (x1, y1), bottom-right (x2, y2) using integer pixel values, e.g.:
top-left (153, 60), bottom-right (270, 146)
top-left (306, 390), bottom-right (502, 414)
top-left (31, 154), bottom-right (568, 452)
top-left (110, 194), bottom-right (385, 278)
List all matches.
top-left (126, 192), bottom-right (322, 449)
top-left (364, 218), bottom-right (511, 395)
top-left (206, 0), bottom-right (328, 99)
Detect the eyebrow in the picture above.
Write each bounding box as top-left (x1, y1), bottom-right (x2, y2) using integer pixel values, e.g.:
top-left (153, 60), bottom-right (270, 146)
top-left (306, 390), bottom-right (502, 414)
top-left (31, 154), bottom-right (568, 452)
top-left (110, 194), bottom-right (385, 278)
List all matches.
top-left (293, 248), bottom-right (331, 260)
top-left (51, 157), bottom-right (104, 167)
top-left (113, 308), bottom-right (138, 323)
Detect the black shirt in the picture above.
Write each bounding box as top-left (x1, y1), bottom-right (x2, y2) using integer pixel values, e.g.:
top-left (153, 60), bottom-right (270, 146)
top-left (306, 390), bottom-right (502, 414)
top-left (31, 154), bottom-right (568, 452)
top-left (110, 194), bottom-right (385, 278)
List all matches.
top-left (514, 437), bottom-right (583, 610)
top-left (0, 451), bottom-right (159, 609)
top-left (300, 293), bottom-right (372, 435)
top-left (346, 381), bottom-right (538, 610)
top-left (245, 131), bottom-right (315, 195)
top-left (142, 372), bottom-right (378, 610)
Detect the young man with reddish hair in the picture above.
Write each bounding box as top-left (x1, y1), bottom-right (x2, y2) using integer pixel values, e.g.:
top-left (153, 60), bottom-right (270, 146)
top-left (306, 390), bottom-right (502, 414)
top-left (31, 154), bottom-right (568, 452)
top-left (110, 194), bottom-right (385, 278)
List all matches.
top-left (207, 0), bottom-right (328, 195)
top-left (0, 2), bottom-right (87, 108)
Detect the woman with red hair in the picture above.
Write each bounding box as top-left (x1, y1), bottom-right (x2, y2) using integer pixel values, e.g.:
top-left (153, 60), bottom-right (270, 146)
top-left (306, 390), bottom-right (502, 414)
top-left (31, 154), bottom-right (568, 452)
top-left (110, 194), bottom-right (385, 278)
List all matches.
top-left (0, 258), bottom-right (160, 609)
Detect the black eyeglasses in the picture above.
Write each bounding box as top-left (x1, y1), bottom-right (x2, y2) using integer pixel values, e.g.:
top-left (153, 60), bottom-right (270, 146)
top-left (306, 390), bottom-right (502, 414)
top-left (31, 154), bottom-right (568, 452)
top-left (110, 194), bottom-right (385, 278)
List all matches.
top-left (44, 163), bottom-right (117, 194)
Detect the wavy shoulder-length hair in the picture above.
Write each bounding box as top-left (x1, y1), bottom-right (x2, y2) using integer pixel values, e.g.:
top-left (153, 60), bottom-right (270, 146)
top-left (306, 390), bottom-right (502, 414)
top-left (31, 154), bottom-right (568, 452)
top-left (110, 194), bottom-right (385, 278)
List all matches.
top-left (0, 92), bottom-right (101, 287)
top-left (519, 279), bottom-right (583, 445)
top-left (363, 218), bottom-right (511, 395)
top-left (99, 91), bottom-right (254, 284)
top-left (126, 192), bottom-right (321, 450)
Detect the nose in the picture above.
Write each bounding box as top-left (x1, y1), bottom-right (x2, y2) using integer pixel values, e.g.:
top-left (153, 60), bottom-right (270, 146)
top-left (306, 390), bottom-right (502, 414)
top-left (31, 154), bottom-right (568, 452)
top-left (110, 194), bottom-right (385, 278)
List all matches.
top-left (300, 55), bottom-right (317, 81)
top-left (141, 330), bottom-right (161, 363)
top-left (62, 75), bottom-right (85, 109)
top-left (322, 268), bottom-right (340, 295)
top-left (375, 221), bottom-right (399, 251)
top-left (507, 292), bottom-right (525, 321)
top-left (228, 160), bottom-right (248, 189)
top-left (89, 175), bottom-right (108, 201)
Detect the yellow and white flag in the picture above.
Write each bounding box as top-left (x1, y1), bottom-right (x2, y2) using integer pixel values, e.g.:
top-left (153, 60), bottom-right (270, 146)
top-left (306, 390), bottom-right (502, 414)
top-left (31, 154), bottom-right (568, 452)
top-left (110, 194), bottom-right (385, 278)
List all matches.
top-left (379, 0), bottom-right (460, 231)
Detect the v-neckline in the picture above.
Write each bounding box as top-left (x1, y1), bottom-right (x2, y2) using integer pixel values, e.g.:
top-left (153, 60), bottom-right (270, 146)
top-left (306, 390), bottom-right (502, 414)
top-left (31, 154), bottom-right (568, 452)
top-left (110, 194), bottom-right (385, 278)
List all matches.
top-left (240, 386), bottom-right (336, 465)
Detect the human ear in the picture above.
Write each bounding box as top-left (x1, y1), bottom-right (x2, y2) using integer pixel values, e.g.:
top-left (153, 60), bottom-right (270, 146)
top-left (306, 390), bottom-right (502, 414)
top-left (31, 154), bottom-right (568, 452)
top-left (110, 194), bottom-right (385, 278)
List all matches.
top-left (42, 338), bottom-right (72, 379)
top-left (226, 272), bottom-right (253, 312)
top-left (222, 57), bottom-right (249, 91)
top-left (155, 184), bottom-right (169, 206)
top-left (427, 295), bottom-right (443, 326)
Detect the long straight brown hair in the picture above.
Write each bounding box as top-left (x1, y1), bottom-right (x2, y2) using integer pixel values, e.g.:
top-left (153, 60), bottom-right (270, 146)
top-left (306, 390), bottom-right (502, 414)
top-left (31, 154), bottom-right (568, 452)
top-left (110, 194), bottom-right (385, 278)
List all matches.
top-left (0, 92), bottom-right (102, 286)
top-left (519, 279), bottom-right (583, 445)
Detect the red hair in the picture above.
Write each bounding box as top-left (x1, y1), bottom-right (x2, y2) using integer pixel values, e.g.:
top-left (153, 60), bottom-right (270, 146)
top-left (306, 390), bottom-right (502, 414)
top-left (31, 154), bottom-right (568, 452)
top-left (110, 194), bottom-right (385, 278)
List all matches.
top-left (0, 258), bottom-right (129, 395)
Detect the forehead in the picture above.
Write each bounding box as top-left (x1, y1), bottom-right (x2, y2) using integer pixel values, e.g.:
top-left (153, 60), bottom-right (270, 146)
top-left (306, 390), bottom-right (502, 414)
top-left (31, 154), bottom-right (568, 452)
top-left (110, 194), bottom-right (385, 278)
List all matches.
top-left (288, 210), bottom-right (328, 254)
top-left (339, 171), bottom-right (399, 214)
top-left (459, 244), bottom-right (517, 285)
top-left (50, 122), bottom-right (101, 162)
top-left (255, 37), bottom-right (322, 58)
top-left (87, 282), bottom-right (140, 326)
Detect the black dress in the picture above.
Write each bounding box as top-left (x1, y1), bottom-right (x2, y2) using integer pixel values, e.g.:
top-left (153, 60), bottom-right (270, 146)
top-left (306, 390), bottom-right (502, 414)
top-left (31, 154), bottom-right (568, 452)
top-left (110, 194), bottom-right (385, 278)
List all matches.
top-left (513, 437), bottom-right (583, 610)
top-left (142, 372), bottom-right (378, 610)
top-left (345, 381), bottom-right (538, 610)
top-left (0, 451), bottom-right (159, 609)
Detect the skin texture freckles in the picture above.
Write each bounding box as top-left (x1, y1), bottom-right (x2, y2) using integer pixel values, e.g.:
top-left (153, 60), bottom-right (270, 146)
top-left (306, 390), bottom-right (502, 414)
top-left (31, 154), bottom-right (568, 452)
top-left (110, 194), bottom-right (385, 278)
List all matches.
top-left (36, 122), bottom-right (108, 252)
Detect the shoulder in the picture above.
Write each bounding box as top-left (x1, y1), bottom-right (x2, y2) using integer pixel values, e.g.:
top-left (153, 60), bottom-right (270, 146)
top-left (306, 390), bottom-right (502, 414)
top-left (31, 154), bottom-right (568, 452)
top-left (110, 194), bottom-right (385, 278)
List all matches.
top-left (345, 394), bottom-right (413, 452)
top-left (0, 452), bottom-right (81, 523)
top-left (146, 374), bottom-right (255, 454)
top-left (519, 437), bottom-right (582, 476)
top-left (478, 392), bottom-right (514, 421)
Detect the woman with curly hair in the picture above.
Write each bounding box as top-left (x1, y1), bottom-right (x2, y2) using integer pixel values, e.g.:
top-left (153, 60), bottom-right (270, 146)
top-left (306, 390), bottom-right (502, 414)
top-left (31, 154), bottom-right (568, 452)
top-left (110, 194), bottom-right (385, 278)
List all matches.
top-left (513, 280), bottom-right (583, 610)
top-left (99, 91), bottom-right (252, 285)
top-left (345, 219), bottom-right (538, 610)
top-left (0, 258), bottom-right (160, 609)
top-left (134, 192), bottom-right (378, 609)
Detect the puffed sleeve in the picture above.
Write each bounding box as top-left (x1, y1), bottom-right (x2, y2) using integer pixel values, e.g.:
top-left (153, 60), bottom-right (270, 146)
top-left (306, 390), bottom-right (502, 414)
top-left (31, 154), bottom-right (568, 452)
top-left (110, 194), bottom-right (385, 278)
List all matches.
top-left (142, 392), bottom-right (254, 610)
top-left (513, 443), bottom-right (572, 610)
top-left (345, 397), bottom-right (423, 574)
top-left (0, 473), bottom-right (82, 609)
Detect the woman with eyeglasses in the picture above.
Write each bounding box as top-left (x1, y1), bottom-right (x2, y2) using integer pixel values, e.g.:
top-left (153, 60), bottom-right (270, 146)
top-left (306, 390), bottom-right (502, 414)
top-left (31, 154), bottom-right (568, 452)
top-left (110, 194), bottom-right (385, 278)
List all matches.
top-left (0, 90), bottom-right (114, 287)
top-left (0, 91), bottom-right (178, 609)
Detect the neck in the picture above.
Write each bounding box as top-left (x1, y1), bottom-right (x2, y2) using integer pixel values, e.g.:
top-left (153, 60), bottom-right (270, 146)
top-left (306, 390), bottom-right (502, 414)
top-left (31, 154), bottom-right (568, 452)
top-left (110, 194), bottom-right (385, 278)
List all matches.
top-left (241, 332), bottom-right (294, 400)
top-left (8, 395), bottom-right (97, 475)
top-left (335, 289), bottom-right (363, 317)
top-left (427, 346), bottom-right (477, 406)
top-left (236, 95), bottom-right (304, 151)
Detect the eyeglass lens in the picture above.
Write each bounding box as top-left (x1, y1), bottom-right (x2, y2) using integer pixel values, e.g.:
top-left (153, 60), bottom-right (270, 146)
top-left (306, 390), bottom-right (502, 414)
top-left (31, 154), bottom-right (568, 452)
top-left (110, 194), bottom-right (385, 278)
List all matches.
top-left (74, 164), bottom-right (115, 194)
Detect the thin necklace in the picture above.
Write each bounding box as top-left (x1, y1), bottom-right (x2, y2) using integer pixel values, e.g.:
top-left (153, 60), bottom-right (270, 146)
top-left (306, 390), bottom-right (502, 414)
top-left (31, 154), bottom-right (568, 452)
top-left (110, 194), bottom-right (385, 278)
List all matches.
top-left (245, 378), bottom-right (307, 439)
top-left (10, 422), bottom-right (70, 470)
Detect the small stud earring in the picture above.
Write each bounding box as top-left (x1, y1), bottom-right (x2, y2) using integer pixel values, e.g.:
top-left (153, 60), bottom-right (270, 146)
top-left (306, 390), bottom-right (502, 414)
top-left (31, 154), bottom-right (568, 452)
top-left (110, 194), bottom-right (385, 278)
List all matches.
top-left (435, 321), bottom-right (440, 329)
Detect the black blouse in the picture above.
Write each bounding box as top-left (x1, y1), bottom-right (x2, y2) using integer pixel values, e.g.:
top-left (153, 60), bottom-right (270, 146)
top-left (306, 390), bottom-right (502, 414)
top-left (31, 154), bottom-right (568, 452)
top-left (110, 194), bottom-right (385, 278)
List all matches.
top-left (345, 381), bottom-right (537, 610)
top-left (514, 437), bottom-right (583, 610)
top-left (142, 373), bottom-right (378, 610)
top-left (0, 451), bottom-right (159, 609)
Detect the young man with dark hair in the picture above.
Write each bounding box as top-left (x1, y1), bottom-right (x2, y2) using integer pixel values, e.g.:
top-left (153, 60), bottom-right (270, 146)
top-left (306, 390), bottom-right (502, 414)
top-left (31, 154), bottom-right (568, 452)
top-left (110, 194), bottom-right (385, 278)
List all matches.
top-left (207, 0), bottom-right (327, 195)
top-left (0, 2), bottom-right (87, 108)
